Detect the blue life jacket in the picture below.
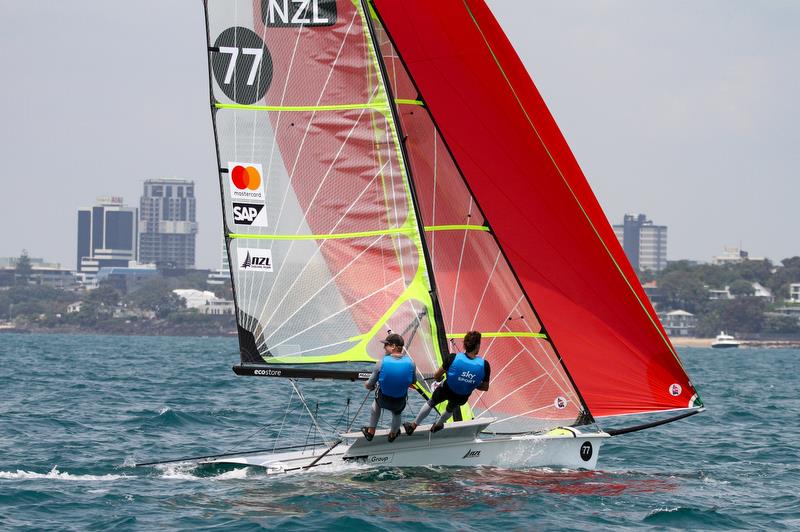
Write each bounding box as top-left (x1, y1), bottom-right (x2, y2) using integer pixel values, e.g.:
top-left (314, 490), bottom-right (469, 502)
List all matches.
top-left (446, 352), bottom-right (485, 396)
top-left (378, 354), bottom-right (415, 399)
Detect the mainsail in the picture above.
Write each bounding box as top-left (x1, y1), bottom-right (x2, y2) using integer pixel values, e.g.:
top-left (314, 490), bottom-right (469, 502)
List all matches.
top-left (204, 0), bottom-right (701, 433)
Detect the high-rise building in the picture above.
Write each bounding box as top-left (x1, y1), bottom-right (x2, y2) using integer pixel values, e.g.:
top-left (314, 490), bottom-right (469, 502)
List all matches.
top-left (138, 178), bottom-right (198, 269)
top-left (76, 196), bottom-right (138, 273)
top-left (613, 214), bottom-right (667, 272)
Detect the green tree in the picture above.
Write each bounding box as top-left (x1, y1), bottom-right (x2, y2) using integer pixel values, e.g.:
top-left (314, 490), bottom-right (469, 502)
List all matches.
top-left (659, 270), bottom-right (708, 313)
top-left (729, 279), bottom-right (755, 298)
top-left (15, 250), bottom-right (33, 286)
top-left (127, 278), bottom-right (185, 318)
top-left (764, 314), bottom-right (800, 334)
top-left (696, 298), bottom-right (766, 336)
top-left (85, 285), bottom-right (121, 307)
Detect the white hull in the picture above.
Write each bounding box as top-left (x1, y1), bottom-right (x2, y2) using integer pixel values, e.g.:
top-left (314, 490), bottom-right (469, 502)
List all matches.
top-left (201, 419), bottom-right (609, 473)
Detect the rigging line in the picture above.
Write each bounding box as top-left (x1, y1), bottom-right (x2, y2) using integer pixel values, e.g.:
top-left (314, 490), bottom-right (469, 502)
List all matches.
top-left (480, 373), bottom-right (547, 413)
top-left (272, 385), bottom-right (297, 454)
top-left (254, 162), bottom-right (387, 332)
top-left (361, 0), bottom-right (450, 365)
top-left (249, 10), bottom-right (360, 321)
top-left (368, 3), bottom-right (595, 420)
top-left (461, 0), bottom-right (682, 369)
top-left (470, 347), bottom-right (525, 405)
top-left (467, 249), bottom-right (501, 332)
top-left (346, 390), bottom-right (373, 432)
top-left (448, 197), bottom-right (475, 330)
top-left (219, 402), bottom-right (299, 457)
top-left (479, 293), bottom-right (525, 359)
top-left (266, 277), bottom-right (404, 351)
top-left (258, 233), bottom-right (386, 347)
top-left (501, 295), bottom-right (576, 397)
top-left (290, 379), bottom-right (332, 446)
top-left (476, 403), bottom-right (556, 424)
top-left (501, 319), bottom-right (579, 402)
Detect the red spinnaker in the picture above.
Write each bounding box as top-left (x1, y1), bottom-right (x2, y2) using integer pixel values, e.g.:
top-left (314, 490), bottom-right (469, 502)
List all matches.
top-left (374, 0), bottom-right (700, 416)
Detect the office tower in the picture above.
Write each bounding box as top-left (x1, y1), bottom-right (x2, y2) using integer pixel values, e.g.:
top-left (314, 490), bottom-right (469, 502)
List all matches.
top-left (613, 214), bottom-right (667, 272)
top-left (138, 178), bottom-right (198, 269)
top-left (76, 196), bottom-right (138, 273)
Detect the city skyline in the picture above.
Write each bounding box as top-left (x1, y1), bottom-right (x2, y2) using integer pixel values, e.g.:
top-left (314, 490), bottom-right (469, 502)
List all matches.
top-left (1, 1), bottom-right (798, 269)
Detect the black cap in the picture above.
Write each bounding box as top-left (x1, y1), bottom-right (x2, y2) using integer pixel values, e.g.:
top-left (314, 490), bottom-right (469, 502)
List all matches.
top-left (380, 333), bottom-right (404, 347)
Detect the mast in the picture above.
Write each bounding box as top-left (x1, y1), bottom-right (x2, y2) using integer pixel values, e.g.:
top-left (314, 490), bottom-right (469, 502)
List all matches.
top-left (360, 0), bottom-right (450, 363)
top-left (367, 1), bottom-right (594, 423)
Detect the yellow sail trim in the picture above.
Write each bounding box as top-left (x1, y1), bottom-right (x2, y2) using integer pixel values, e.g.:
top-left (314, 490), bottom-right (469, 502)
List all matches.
top-left (446, 332), bottom-right (548, 339)
top-left (228, 225), bottom-right (487, 241)
top-left (215, 99), bottom-right (422, 113)
top-left (264, 2), bottom-right (446, 378)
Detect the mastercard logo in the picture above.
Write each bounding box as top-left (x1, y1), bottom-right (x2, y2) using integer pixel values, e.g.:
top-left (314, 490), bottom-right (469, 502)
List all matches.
top-left (231, 165), bottom-right (262, 191)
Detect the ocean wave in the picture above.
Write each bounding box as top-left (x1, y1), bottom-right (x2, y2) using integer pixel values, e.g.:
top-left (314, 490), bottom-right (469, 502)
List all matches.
top-left (0, 466), bottom-right (128, 481)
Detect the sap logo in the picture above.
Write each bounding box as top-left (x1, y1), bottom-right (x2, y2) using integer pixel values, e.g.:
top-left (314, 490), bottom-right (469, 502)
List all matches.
top-left (262, 0), bottom-right (336, 27)
top-left (369, 455), bottom-right (391, 463)
top-left (462, 449), bottom-right (481, 459)
top-left (238, 248), bottom-right (274, 272)
top-left (233, 202), bottom-right (268, 227)
top-left (580, 441), bottom-right (593, 462)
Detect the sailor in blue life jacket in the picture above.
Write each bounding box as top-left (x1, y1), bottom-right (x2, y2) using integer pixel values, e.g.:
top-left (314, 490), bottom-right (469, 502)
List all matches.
top-left (404, 331), bottom-right (490, 435)
top-left (361, 333), bottom-right (417, 443)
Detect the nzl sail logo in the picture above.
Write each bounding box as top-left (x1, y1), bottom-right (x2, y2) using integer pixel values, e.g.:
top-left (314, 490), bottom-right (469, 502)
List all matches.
top-left (228, 162), bottom-right (266, 202)
top-left (233, 202), bottom-right (268, 227)
top-left (262, 0), bottom-right (337, 27)
top-left (238, 248), bottom-right (273, 272)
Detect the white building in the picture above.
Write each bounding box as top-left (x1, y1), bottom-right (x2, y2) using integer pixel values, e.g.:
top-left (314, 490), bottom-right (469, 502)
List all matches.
top-left (788, 283), bottom-right (800, 303)
top-left (711, 246), bottom-right (766, 265)
top-left (659, 310), bottom-right (697, 337)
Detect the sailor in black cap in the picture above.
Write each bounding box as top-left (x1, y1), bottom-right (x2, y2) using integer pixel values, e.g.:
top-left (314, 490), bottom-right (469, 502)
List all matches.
top-left (361, 333), bottom-right (416, 442)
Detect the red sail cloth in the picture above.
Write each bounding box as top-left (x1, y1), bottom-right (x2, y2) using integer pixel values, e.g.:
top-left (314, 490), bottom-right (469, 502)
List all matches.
top-left (374, 0), bottom-right (697, 416)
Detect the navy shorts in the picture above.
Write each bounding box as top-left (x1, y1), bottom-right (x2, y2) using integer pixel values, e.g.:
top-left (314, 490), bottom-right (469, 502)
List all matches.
top-left (377, 389), bottom-right (407, 414)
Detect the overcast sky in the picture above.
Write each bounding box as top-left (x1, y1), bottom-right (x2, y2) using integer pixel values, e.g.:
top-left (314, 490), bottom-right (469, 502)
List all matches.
top-left (1, 1), bottom-right (797, 269)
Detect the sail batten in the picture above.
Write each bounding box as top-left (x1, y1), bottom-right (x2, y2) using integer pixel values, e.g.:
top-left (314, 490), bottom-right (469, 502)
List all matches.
top-left (372, 0), bottom-right (701, 417)
top-left (205, 0), bottom-right (444, 373)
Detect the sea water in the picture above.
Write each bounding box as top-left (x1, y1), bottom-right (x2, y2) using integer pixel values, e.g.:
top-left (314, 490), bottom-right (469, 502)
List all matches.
top-left (0, 333), bottom-right (797, 530)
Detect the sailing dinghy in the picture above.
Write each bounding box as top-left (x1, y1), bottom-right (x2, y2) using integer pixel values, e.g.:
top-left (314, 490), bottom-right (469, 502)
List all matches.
top-left (198, 0), bottom-right (704, 472)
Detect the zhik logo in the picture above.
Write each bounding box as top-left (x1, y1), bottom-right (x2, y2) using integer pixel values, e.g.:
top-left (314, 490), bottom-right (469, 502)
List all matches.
top-left (462, 448), bottom-right (481, 459)
top-left (238, 248), bottom-right (273, 272)
top-left (233, 202), bottom-right (267, 226)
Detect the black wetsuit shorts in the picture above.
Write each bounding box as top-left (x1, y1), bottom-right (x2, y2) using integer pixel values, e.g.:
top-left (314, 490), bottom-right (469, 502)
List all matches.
top-left (429, 383), bottom-right (470, 411)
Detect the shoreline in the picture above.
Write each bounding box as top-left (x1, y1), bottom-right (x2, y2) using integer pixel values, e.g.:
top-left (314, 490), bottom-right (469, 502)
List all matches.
top-left (2, 327), bottom-right (799, 348)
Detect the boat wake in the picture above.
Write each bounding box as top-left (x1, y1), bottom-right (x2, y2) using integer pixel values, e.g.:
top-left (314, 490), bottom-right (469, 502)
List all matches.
top-left (0, 465), bottom-right (128, 481)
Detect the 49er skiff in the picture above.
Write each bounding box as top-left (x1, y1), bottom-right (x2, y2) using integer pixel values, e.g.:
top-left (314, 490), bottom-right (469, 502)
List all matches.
top-left (174, 0), bottom-right (705, 472)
